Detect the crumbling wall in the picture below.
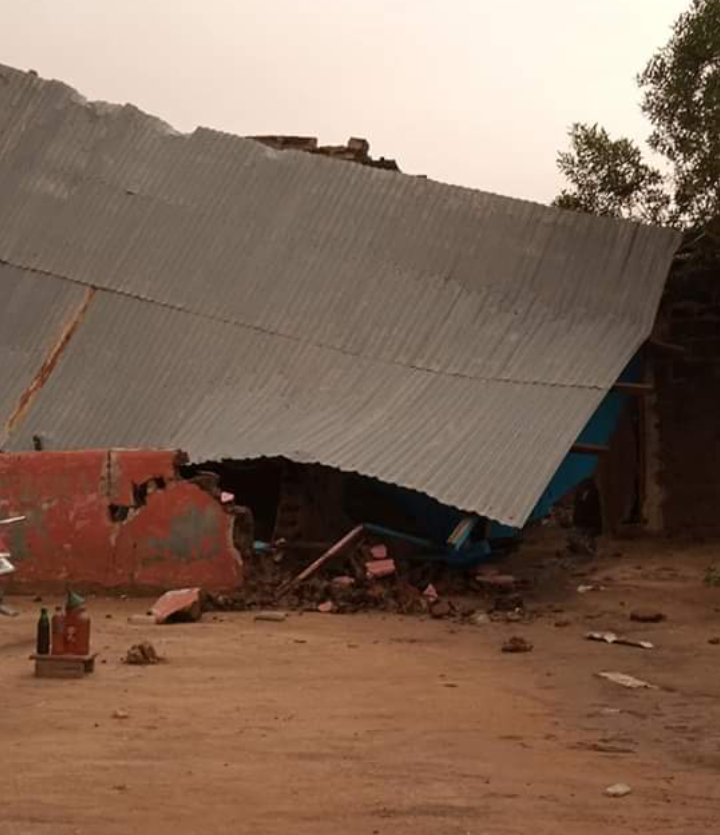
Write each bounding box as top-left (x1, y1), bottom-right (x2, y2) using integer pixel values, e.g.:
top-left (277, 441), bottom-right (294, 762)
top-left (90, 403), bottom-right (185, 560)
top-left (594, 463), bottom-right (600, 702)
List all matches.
top-left (251, 135), bottom-right (400, 171)
top-left (0, 450), bottom-right (245, 593)
top-left (651, 266), bottom-right (720, 535)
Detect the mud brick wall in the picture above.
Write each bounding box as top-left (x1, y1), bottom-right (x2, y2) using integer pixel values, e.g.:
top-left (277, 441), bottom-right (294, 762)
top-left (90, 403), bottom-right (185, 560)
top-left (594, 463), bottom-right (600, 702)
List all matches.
top-left (653, 270), bottom-right (720, 535)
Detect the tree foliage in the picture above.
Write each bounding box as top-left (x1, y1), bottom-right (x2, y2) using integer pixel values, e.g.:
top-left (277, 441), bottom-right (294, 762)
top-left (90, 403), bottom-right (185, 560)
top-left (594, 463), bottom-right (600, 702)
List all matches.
top-left (640, 0), bottom-right (720, 224)
top-left (555, 0), bottom-right (720, 228)
top-left (554, 124), bottom-right (669, 223)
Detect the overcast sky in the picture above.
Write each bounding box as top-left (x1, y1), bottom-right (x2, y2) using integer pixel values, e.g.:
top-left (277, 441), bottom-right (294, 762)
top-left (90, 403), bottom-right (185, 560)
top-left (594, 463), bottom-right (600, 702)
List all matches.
top-left (2, 0), bottom-right (689, 202)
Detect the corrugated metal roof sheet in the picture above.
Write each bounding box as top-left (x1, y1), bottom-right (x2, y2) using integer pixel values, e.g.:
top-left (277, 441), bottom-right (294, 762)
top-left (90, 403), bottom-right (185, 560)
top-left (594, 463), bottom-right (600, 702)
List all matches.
top-left (0, 64), bottom-right (682, 525)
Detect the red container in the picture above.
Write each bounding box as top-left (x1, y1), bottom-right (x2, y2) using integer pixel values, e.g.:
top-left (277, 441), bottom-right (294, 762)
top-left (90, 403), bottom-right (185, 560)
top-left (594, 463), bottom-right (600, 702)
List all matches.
top-left (51, 607), bottom-right (65, 655)
top-left (64, 606), bottom-right (91, 656)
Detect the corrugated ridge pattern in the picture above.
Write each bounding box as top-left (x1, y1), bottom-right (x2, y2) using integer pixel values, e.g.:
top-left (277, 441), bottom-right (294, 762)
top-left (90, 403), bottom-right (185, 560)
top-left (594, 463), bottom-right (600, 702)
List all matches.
top-left (5, 291), bottom-right (606, 525)
top-left (0, 65), bottom-right (682, 525)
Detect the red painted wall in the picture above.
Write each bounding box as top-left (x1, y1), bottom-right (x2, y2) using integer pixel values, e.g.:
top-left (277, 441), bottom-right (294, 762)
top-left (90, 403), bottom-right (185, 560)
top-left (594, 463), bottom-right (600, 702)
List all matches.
top-left (0, 450), bottom-right (242, 593)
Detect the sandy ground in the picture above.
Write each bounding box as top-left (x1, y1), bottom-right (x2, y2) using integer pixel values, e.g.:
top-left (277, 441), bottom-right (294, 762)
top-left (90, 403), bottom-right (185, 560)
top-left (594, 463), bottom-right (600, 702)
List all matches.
top-left (2, 536), bottom-right (720, 835)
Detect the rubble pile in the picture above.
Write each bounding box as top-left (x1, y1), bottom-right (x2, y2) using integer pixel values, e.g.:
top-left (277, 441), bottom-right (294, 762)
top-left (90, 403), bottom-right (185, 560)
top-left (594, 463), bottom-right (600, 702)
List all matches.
top-left (207, 539), bottom-right (525, 621)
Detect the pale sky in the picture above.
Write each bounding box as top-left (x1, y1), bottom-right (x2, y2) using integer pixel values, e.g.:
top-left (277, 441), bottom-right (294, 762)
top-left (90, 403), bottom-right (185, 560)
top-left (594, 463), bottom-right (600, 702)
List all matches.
top-left (2, 0), bottom-right (689, 202)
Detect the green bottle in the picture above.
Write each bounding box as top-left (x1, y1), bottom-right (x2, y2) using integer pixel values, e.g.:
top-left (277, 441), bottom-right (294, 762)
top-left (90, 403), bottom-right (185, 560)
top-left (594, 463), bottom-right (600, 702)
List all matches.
top-left (36, 607), bottom-right (50, 655)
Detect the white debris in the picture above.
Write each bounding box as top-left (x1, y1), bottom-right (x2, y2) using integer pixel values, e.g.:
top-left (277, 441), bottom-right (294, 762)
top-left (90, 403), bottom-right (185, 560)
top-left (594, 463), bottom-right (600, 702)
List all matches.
top-left (605, 783), bottom-right (632, 798)
top-left (597, 671), bottom-right (658, 689)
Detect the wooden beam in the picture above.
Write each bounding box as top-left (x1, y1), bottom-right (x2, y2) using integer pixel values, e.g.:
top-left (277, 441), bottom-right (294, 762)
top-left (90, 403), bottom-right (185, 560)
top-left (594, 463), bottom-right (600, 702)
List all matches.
top-left (571, 443), bottom-right (609, 456)
top-left (646, 338), bottom-right (687, 355)
top-left (612, 382), bottom-right (654, 395)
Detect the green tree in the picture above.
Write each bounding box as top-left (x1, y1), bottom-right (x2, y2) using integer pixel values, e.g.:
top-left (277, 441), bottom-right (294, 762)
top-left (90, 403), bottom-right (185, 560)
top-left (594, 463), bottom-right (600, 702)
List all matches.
top-left (554, 124), bottom-right (669, 223)
top-left (555, 0), bottom-right (720, 228)
top-left (640, 0), bottom-right (720, 224)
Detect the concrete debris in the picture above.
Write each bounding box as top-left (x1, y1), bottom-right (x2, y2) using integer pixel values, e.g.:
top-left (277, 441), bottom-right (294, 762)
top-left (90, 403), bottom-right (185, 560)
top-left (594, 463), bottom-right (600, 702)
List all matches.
top-left (629, 610), bottom-right (666, 623)
top-left (596, 671), bottom-right (658, 690)
top-left (254, 611), bottom-right (288, 622)
top-left (577, 584), bottom-right (604, 594)
top-left (586, 632), bottom-right (654, 650)
top-left (112, 709), bottom-right (130, 720)
top-left (502, 636), bottom-right (533, 653)
top-left (150, 588), bottom-right (203, 624)
top-left (317, 600), bottom-right (336, 614)
top-left (554, 619), bottom-right (572, 628)
top-left (365, 559), bottom-right (396, 579)
top-left (429, 600), bottom-right (453, 619)
top-left (123, 641), bottom-right (163, 665)
top-left (604, 783), bottom-right (632, 798)
top-left (422, 584), bottom-right (439, 603)
top-left (468, 612), bottom-right (490, 626)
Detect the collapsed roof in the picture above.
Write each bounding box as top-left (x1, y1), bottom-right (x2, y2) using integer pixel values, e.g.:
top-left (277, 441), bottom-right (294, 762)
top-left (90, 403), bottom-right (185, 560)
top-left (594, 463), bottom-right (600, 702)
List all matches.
top-left (0, 65), bottom-right (681, 526)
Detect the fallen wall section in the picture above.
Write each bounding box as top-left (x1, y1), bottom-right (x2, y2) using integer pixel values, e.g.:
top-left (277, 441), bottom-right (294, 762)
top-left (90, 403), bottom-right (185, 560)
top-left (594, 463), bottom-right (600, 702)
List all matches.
top-left (0, 450), bottom-right (243, 593)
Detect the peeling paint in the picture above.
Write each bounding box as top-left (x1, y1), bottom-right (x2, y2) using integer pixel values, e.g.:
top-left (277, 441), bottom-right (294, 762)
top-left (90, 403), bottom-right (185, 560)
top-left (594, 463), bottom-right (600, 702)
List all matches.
top-left (0, 449), bottom-right (243, 593)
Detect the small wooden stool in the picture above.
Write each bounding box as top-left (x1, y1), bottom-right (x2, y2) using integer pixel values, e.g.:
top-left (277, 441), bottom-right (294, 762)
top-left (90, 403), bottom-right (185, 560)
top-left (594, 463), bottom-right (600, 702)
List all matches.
top-left (30, 653), bottom-right (98, 679)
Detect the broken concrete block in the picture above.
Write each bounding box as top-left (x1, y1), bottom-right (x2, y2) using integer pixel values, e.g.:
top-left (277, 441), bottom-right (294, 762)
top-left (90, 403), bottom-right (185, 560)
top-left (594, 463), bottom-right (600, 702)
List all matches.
top-left (422, 583), bottom-right (439, 603)
top-left (150, 588), bottom-right (203, 624)
top-left (365, 559), bottom-right (396, 579)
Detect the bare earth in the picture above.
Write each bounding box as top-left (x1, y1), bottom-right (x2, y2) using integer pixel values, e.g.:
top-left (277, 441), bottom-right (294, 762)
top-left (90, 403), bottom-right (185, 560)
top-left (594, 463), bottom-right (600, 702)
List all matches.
top-left (2, 536), bottom-right (720, 835)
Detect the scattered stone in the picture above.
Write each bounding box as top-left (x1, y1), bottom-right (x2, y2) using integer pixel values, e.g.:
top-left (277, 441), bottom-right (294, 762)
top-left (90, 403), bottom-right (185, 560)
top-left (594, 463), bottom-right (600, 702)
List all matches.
top-left (254, 611), bottom-right (288, 622)
top-left (113, 784), bottom-right (129, 792)
top-left (105, 613), bottom-right (113, 619)
top-left (112, 709), bottom-right (130, 720)
top-left (429, 600), bottom-right (452, 619)
top-left (317, 600), bottom-right (336, 614)
top-left (502, 636), bottom-right (533, 653)
top-left (33, 595), bottom-right (43, 603)
top-left (468, 612), bottom-right (490, 626)
top-left (554, 619), bottom-right (572, 628)
top-left (708, 637), bottom-right (720, 646)
top-left (578, 584), bottom-right (603, 594)
top-left (605, 783), bottom-right (632, 798)
top-left (630, 610), bottom-right (666, 623)
top-left (596, 671), bottom-right (658, 690)
top-left (123, 641), bottom-right (163, 665)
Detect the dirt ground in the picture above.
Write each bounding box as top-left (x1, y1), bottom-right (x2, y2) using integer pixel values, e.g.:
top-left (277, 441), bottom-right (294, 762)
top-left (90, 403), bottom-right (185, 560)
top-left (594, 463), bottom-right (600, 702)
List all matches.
top-left (2, 534), bottom-right (720, 835)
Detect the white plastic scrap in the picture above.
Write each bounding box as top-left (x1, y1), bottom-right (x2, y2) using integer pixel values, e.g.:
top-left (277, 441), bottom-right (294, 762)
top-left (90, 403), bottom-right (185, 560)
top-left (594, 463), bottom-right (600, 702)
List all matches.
top-left (586, 631), bottom-right (654, 650)
top-left (597, 671), bottom-right (658, 689)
